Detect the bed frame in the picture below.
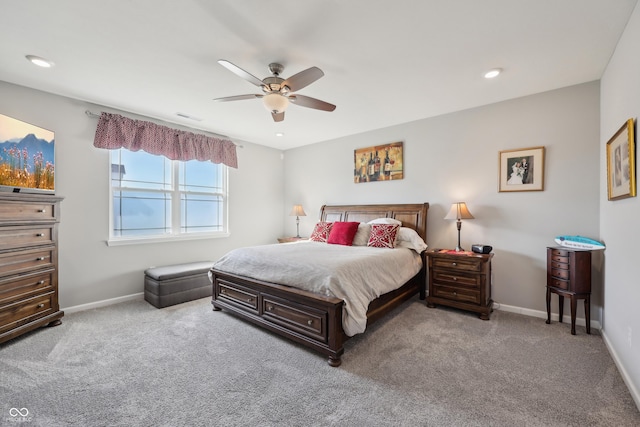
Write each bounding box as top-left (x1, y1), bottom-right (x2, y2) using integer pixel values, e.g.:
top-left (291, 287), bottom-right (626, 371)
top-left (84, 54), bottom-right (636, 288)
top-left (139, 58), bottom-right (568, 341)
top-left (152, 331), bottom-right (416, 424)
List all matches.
top-left (209, 203), bottom-right (429, 366)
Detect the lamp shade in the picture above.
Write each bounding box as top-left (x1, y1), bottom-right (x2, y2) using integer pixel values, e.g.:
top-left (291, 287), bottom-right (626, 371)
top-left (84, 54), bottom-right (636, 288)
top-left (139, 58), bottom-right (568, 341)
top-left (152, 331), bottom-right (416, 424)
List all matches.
top-left (444, 202), bottom-right (474, 220)
top-left (263, 93), bottom-right (289, 113)
top-left (289, 205), bottom-right (306, 217)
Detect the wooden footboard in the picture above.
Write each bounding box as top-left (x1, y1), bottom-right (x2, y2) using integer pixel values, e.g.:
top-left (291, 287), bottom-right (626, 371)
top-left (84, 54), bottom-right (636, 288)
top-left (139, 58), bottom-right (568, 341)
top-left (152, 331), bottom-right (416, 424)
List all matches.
top-left (210, 202), bottom-right (429, 366)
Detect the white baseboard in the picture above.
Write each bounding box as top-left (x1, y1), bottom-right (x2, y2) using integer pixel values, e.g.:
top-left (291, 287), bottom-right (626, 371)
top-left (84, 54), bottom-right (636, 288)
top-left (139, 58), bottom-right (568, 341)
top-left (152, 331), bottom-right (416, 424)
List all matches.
top-left (494, 302), bottom-right (602, 330)
top-left (62, 292), bottom-right (144, 314)
top-left (601, 330), bottom-right (640, 411)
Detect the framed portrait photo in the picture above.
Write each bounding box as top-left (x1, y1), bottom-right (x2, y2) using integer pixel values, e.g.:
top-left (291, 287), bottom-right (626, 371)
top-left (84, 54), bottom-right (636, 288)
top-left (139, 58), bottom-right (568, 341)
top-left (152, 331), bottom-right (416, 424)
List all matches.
top-left (498, 146), bottom-right (545, 192)
top-left (606, 118), bottom-right (636, 201)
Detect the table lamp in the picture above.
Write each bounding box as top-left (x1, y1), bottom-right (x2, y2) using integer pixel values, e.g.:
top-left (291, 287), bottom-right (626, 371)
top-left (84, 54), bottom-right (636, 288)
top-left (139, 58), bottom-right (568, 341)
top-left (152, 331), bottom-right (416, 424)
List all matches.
top-left (289, 205), bottom-right (306, 238)
top-left (444, 202), bottom-right (474, 251)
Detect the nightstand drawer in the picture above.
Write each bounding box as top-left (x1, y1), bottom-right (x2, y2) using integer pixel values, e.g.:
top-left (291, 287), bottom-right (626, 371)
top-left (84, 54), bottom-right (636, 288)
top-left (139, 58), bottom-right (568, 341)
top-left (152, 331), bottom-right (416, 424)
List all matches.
top-left (432, 258), bottom-right (481, 272)
top-left (432, 285), bottom-right (480, 304)
top-left (549, 278), bottom-right (569, 290)
top-left (550, 268), bottom-right (569, 280)
top-left (432, 270), bottom-right (479, 288)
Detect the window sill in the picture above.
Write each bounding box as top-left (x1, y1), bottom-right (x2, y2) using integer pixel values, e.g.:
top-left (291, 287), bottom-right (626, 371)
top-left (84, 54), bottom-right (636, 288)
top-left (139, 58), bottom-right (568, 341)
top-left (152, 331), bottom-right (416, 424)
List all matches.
top-left (106, 232), bottom-right (230, 246)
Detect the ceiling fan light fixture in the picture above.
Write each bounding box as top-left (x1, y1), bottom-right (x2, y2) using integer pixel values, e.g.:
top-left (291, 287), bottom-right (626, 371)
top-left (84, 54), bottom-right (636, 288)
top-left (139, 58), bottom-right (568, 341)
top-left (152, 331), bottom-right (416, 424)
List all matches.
top-left (263, 93), bottom-right (289, 113)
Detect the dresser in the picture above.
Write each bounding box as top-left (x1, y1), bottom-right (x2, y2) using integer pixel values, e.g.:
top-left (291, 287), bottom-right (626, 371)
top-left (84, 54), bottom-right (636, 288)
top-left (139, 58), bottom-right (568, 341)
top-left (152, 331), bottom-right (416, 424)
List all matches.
top-left (425, 250), bottom-right (493, 320)
top-left (0, 193), bottom-right (64, 344)
top-left (545, 247), bottom-right (591, 335)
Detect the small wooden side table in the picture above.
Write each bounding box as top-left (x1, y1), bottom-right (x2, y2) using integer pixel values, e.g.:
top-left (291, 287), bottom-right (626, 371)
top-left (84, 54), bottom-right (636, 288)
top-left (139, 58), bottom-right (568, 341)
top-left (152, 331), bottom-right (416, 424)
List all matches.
top-left (277, 236), bottom-right (307, 243)
top-left (546, 247), bottom-right (592, 335)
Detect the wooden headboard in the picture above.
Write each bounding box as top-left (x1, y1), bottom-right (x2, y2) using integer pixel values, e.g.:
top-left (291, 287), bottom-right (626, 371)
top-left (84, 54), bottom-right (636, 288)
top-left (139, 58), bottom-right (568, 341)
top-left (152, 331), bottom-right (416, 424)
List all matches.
top-left (319, 203), bottom-right (429, 242)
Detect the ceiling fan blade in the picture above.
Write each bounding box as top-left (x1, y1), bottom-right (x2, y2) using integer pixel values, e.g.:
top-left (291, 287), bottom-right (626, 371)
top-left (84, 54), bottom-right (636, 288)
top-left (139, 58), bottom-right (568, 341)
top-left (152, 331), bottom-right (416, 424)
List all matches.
top-left (213, 94), bottom-right (262, 102)
top-left (289, 95), bottom-right (336, 112)
top-left (272, 111), bottom-right (285, 122)
top-left (218, 59), bottom-right (264, 87)
top-left (282, 66), bottom-right (324, 92)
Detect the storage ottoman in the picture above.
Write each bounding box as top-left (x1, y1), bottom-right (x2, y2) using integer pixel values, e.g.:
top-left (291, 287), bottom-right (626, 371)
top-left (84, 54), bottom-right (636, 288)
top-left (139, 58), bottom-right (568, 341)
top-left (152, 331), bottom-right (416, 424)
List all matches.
top-left (144, 261), bottom-right (213, 308)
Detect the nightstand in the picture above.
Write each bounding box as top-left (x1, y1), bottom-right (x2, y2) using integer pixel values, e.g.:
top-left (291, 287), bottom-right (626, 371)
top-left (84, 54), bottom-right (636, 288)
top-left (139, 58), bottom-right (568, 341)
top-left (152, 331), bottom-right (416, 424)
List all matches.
top-left (277, 236), bottom-right (307, 243)
top-left (425, 249), bottom-right (493, 320)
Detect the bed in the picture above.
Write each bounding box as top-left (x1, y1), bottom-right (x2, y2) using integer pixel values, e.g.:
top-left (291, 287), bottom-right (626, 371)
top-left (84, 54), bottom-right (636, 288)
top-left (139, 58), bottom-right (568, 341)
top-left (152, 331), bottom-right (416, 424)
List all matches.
top-left (209, 203), bottom-right (429, 366)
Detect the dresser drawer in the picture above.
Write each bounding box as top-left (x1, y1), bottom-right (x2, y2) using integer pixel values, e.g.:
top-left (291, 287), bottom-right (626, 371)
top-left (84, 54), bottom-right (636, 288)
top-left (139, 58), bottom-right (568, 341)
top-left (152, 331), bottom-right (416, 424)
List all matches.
top-left (0, 202), bottom-right (57, 222)
top-left (217, 280), bottom-right (259, 313)
top-left (548, 278), bottom-right (569, 290)
top-left (432, 285), bottom-right (480, 304)
top-left (550, 268), bottom-right (569, 280)
top-left (550, 260), bottom-right (568, 270)
top-left (0, 270), bottom-right (55, 305)
top-left (432, 258), bottom-right (481, 272)
top-left (0, 292), bottom-right (54, 335)
top-left (263, 296), bottom-right (327, 342)
top-left (432, 270), bottom-right (479, 288)
top-left (0, 246), bottom-right (56, 278)
top-left (0, 225), bottom-right (54, 250)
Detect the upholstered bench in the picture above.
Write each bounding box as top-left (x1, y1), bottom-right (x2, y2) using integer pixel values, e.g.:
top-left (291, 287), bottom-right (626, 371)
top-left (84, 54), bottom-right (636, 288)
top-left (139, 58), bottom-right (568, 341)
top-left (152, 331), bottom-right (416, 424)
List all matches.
top-left (144, 261), bottom-right (213, 308)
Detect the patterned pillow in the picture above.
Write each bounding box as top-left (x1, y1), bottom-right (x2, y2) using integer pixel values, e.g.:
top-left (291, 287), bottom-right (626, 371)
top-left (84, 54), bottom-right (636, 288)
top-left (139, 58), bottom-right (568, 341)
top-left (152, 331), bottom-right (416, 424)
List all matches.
top-left (327, 221), bottom-right (360, 246)
top-left (367, 223), bottom-right (400, 248)
top-left (309, 222), bottom-right (333, 242)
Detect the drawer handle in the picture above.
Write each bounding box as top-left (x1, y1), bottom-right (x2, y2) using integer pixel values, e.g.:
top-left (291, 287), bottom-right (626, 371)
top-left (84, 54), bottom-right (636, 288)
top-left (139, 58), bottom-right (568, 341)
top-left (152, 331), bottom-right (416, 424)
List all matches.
top-left (38, 209), bottom-right (46, 213)
top-left (38, 280), bottom-right (45, 285)
top-left (452, 262), bottom-right (457, 266)
top-left (247, 298), bottom-right (253, 303)
top-left (453, 292), bottom-right (457, 296)
top-left (307, 319), bottom-right (313, 326)
top-left (37, 303), bottom-right (45, 309)
top-left (36, 257), bottom-right (46, 261)
top-left (36, 233), bottom-right (45, 237)
top-left (267, 305), bottom-right (274, 311)
top-left (452, 277), bottom-right (458, 281)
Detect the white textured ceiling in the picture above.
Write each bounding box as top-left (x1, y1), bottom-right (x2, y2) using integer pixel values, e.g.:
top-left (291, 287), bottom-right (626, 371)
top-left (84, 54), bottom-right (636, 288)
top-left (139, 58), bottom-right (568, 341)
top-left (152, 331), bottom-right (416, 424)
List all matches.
top-left (1, 0), bottom-right (637, 150)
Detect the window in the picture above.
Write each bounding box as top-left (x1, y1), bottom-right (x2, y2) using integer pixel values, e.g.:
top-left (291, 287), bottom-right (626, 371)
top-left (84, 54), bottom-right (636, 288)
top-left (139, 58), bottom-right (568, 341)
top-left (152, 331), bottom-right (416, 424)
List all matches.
top-left (109, 149), bottom-right (228, 244)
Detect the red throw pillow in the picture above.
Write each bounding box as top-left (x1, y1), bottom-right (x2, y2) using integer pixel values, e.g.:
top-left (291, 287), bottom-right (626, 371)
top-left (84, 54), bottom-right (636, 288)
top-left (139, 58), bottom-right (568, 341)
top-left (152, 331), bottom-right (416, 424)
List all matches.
top-left (367, 224), bottom-right (400, 248)
top-left (310, 222), bottom-right (333, 242)
top-left (327, 221), bottom-right (360, 246)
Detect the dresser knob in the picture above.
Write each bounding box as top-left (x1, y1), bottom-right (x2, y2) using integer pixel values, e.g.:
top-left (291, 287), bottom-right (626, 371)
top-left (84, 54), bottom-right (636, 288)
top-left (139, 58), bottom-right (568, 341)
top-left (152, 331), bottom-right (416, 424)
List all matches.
top-left (267, 305), bottom-right (274, 311)
top-left (37, 209), bottom-right (46, 213)
top-left (36, 257), bottom-right (45, 261)
top-left (220, 289), bottom-right (226, 294)
top-left (453, 277), bottom-right (458, 281)
top-left (36, 233), bottom-right (45, 237)
top-left (307, 319), bottom-right (313, 326)
top-left (453, 292), bottom-right (457, 296)
top-left (37, 303), bottom-right (45, 309)
top-left (247, 298), bottom-right (253, 303)
top-left (38, 280), bottom-right (45, 285)
top-left (452, 262), bottom-right (457, 266)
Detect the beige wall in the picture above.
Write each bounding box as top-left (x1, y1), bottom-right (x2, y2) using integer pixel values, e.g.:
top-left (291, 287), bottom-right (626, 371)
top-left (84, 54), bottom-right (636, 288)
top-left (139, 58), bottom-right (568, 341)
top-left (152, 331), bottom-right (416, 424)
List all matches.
top-left (600, 2), bottom-right (640, 407)
top-left (284, 81), bottom-right (601, 321)
top-left (0, 81), bottom-right (285, 308)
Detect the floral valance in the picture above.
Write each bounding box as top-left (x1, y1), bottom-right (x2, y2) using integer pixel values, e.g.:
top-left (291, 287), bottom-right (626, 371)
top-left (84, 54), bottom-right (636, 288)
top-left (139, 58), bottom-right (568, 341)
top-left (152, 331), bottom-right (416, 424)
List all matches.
top-left (93, 112), bottom-right (238, 168)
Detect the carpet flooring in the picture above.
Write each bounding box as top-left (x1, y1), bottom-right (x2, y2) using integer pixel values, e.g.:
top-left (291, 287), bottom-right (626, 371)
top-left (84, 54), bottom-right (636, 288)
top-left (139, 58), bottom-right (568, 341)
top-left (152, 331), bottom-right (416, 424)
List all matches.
top-left (1, 296), bottom-right (638, 426)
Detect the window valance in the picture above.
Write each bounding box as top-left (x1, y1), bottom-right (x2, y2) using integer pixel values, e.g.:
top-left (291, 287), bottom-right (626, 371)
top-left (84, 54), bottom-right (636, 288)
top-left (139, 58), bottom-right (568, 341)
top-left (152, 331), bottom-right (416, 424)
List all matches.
top-left (93, 112), bottom-right (238, 168)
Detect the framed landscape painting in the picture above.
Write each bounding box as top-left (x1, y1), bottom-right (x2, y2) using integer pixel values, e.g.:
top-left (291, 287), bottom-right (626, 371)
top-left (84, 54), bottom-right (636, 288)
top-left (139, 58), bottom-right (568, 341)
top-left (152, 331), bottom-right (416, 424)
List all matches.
top-left (606, 118), bottom-right (636, 201)
top-left (354, 141), bottom-right (403, 183)
top-left (498, 146), bottom-right (545, 192)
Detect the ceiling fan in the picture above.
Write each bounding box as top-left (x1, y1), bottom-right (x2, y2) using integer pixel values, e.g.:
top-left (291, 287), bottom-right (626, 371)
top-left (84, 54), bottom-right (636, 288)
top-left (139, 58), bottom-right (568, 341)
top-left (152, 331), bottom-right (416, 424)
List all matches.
top-left (214, 60), bottom-right (336, 122)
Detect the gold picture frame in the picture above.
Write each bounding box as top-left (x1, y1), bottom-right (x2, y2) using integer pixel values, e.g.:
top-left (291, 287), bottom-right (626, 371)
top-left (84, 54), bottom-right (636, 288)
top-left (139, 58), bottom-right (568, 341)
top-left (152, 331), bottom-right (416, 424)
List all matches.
top-left (498, 146), bottom-right (545, 192)
top-left (606, 118), bottom-right (636, 201)
top-left (354, 141), bottom-right (403, 183)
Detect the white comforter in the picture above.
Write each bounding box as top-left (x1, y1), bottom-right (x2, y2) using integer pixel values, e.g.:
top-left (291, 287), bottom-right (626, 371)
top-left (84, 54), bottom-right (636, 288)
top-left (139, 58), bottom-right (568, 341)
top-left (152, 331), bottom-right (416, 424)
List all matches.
top-left (211, 241), bottom-right (422, 336)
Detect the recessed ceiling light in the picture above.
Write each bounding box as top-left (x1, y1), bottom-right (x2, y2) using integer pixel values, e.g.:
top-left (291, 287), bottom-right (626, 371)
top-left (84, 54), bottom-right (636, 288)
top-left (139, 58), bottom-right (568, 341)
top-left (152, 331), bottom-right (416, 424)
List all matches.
top-left (275, 132), bottom-right (284, 137)
top-left (484, 68), bottom-right (502, 79)
top-left (26, 55), bottom-right (54, 68)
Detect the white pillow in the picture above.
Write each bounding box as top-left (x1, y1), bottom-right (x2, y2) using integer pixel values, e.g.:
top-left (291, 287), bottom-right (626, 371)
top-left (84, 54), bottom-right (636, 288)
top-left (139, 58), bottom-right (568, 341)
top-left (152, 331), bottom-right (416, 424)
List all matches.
top-left (352, 223), bottom-right (371, 246)
top-left (367, 217), bottom-right (402, 226)
top-left (395, 227), bottom-right (428, 253)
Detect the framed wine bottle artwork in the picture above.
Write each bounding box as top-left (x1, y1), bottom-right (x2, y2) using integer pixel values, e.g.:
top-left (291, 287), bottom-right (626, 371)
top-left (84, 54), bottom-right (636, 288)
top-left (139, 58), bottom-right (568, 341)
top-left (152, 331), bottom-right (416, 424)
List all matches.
top-left (354, 141), bottom-right (403, 183)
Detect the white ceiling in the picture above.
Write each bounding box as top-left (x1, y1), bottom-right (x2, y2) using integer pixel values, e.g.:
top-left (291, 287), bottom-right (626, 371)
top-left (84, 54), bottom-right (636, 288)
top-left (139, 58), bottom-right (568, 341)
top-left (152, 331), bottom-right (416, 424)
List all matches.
top-left (1, 0), bottom-right (637, 150)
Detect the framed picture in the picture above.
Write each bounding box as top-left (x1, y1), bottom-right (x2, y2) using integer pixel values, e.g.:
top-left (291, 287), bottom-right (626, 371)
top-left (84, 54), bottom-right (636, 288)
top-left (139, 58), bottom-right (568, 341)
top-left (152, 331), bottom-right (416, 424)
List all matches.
top-left (606, 118), bottom-right (636, 201)
top-left (354, 141), bottom-right (403, 183)
top-left (498, 146), bottom-right (545, 192)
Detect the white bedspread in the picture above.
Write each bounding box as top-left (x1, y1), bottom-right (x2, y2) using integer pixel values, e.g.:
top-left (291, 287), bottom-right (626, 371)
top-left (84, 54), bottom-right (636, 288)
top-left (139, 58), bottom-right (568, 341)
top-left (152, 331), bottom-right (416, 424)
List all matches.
top-left (211, 241), bottom-right (422, 336)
